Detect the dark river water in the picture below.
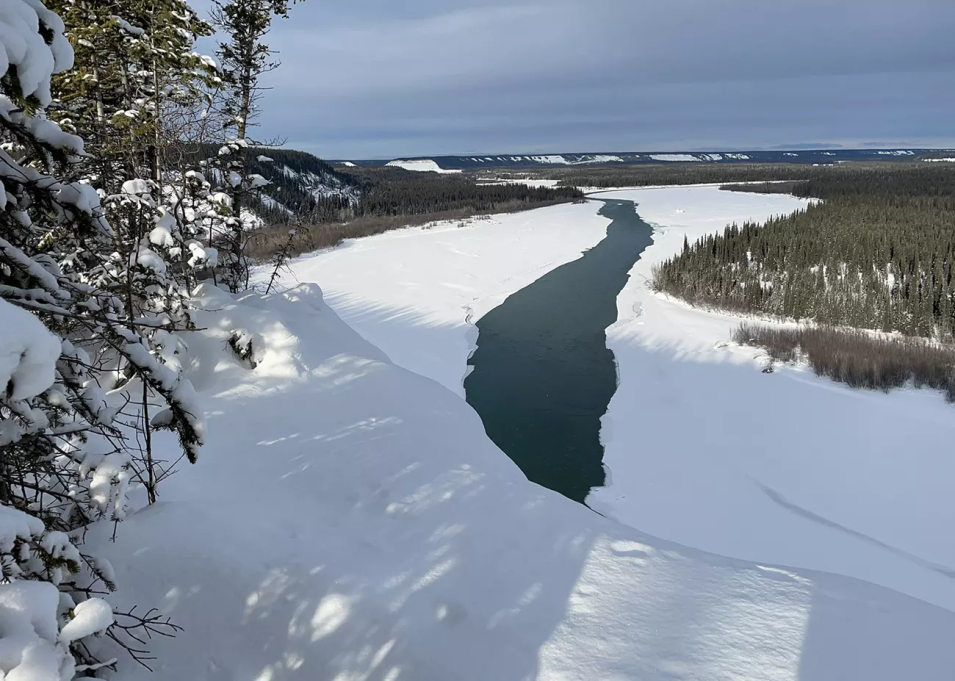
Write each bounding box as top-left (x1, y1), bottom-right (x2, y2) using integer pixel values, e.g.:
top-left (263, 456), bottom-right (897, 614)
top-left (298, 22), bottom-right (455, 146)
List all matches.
top-left (464, 199), bottom-right (654, 504)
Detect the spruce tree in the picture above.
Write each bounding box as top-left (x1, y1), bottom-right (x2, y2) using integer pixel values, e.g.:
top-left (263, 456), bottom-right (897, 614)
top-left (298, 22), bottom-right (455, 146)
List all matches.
top-left (1, 0), bottom-right (207, 674)
top-left (209, 0), bottom-right (298, 291)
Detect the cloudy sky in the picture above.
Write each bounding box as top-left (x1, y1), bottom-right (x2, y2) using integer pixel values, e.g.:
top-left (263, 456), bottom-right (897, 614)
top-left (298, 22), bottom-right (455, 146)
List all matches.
top-left (214, 0), bottom-right (955, 159)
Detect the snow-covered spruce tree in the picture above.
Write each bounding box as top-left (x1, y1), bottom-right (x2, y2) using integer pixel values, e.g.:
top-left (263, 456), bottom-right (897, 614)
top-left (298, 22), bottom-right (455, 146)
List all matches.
top-left (210, 0), bottom-right (296, 291)
top-left (45, 0), bottom-right (225, 501)
top-left (0, 0), bottom-right (204, 675)
top-left (48, 0), bottom-right (218, 187)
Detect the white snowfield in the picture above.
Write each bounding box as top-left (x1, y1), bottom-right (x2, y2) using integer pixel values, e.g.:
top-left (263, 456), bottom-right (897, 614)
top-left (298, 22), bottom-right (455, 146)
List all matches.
top-left (385, 159), bottom-right (462, 174)
top-left (588, 186), bottom-right (955, 615)
top-left (649, 154), bottom-right (702, 162)
top-left (92, 279), bottom-right (955, 680)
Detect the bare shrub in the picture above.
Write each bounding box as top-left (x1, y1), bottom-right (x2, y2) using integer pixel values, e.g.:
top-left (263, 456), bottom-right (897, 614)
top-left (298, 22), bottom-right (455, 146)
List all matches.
top-left (733, 323), bottom-right (955, 401)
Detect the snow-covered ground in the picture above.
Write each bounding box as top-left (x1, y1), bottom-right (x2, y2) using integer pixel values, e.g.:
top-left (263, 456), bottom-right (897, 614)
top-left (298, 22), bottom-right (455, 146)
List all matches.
top-left (385, 159), bottom-right (462, 174)
top-left (649, 154), bottom-right (702, 162)
top-left (91, 280), bottom-right (955, 680)
top-left (78, 188), bottom-right (955, 678)
top-left (588, 186), bottom-right (955, 614)
top-left (272, 185), bottom-right (955, 612)
top-left (277, 201), bottom-right (612, 396)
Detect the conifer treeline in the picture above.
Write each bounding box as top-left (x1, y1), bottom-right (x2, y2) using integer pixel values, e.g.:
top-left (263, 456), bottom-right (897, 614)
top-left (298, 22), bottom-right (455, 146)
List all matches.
top-left (346, 167), bottom-right (583, 218)
top-left (652, 165), bottom-right (955, 339)
top-left (237, 158), bottom-right (585, 225)
top-left (551, 161), bottom-right (946, 190)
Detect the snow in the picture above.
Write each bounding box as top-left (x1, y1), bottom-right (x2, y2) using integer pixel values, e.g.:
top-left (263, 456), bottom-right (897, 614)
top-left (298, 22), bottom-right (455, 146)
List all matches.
top-left (0, 0), bottom-right (72, 107)
top-left (924, 157), bottom-right (955, 162)
top-left (524, 155), bottom-right (624, 165)
top-left (0, 504), bottom-right (43, 553)
top-left (341, 161), bottom-right (357, 167)
top-left (385, 159), bottom-right (462, 174)
top-left (587, 185), bottom-right (955, 615)
top-left (111, 15), bottom-right (144, 36)
top-left (58, 598), bottom-right (113, 644)
top-left (0, 580), bottom-right (70, 680)
top-left (271, 190), bottom-right (955, 617)
top-left (584, 154), bottom-right (624, 163)
top-left (85, 274), bottom-right (955, 680)
top-left (649, 154), bottom-right (702, 162)
top-left (260, 193), bottom-right (293, 215)
top-left (0, 504), bottom-right (113, 680)
top-left (277, 202), bottom-right (612, 395)
top-left (0, 299), bottom-right (61, 401)
top-left (121, 178), bottom-right (152, 195)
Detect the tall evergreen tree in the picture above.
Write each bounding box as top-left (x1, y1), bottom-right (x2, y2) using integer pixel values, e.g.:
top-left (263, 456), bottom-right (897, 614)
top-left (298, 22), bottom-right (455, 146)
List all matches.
top-left (209, 0), bottom-right (298, 290)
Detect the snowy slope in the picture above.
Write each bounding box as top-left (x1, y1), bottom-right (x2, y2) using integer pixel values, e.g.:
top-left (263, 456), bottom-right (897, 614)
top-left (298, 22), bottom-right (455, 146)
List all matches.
top-left (88, 282), bottom-right (955, 680)
top-left (386, 159), bottom-right (462, 174)
top-left (588, 185), bottom-right (955, 614)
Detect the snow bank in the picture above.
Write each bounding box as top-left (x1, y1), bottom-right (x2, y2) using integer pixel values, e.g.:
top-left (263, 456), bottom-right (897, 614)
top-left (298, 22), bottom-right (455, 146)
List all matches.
top-left (87, 279), bottom-right (955, 680)
top-left (386, 159), bottom-right (462, 174)
top-left (278, 201), bottom-right (612, 396)
top-left (588, 185), bottom-right (955, 614)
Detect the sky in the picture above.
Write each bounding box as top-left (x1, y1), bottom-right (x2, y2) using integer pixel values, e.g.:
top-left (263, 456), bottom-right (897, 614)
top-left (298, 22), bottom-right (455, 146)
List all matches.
top-left (201, 0), bottom-right (955, 159)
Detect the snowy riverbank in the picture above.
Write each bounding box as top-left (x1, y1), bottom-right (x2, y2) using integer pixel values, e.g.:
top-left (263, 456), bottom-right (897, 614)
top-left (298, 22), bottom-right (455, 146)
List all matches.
top-left (277, 186), bottom-right (955, 611)
top-left (89, 280), bottom-right (955, 679)
top-left (275, 201), bottom-right (612, 396)
top-left (587, 186), bottom-right (955, 614)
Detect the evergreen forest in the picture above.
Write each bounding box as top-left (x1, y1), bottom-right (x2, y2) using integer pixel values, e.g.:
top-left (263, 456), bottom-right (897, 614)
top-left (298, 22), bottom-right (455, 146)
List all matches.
top-left (651, 164), bottom-right (955, 339)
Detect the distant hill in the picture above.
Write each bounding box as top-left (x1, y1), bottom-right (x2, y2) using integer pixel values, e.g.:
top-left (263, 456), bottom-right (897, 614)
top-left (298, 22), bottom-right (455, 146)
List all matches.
top-left (331, 149), bottom-right (953, 170)
top-left (245, 148), bottom-right (361, 224)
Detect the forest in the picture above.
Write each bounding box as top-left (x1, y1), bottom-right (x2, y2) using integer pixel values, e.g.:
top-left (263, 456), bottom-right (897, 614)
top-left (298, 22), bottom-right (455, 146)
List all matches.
top-left (343, 166), bottom-right (583, 217)
top-left (245, 166), bottom-right (584, 260)
top-left (253, 162), bottom-right (583, 225)
top-left (652, 164), bottom-right (955, 339)
top-left (0, 0), bottom-right (319, 675)
top-left (545, 161), bottom-right (955, 190)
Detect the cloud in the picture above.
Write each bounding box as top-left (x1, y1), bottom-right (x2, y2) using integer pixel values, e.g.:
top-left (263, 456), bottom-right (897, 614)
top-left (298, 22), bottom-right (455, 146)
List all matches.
top-left (207, 0), bottom-right (955, 158)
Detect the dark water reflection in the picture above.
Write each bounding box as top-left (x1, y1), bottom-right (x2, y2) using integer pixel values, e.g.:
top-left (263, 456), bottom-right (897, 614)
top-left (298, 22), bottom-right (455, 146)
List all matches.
top-left (465, 199), bottom-right (653, 503)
